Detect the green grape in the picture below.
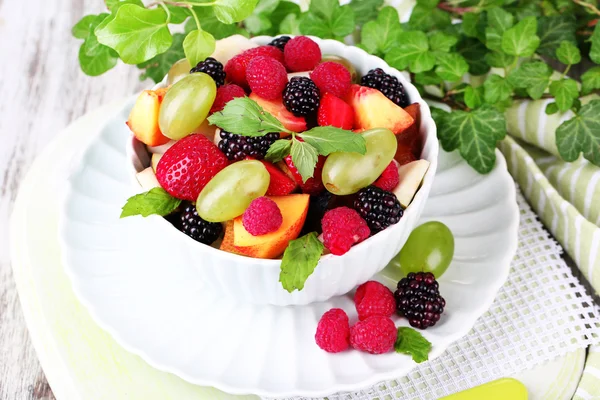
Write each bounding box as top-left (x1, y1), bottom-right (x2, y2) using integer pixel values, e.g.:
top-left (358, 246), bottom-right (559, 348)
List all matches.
top-left (159, 73), bottom-right (216, 140)
top-left (386, 221), bottom-right (455, 279)
top-left (321, 55), bottom-right (358, 82)
top-left (196, 160), bottom-right (270, 222)
top-left (167, 58), bottom-right (191, 85)
top-left (322, 128), bottom-right (397, 195)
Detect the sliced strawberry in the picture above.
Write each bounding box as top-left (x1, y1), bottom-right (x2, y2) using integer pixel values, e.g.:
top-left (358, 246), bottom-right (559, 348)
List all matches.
top-left (317, 93), bottom-right (354, 130)
top-left (281, 155), bottom-right (326, 195)
top-left (250, 92), bottom-right (307, 134)
top-left (257, 159), bottom-right (297, 196)
top-left (397, 103), bottom-right (422, 158)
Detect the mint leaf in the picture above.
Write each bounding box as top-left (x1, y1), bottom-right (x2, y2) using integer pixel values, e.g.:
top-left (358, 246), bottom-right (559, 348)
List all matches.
top-left (279, 232), bottom-right (324, 293)
top-left (484, 51), bottom-right (515, 68)
top-left (183, 29), bottom-right (216, 66)
top-left (537, 15), bottom-right (577, 59)
top-left (299, 127), bottom-right (367, 156)
top-left (265, 139), bottom-right (292, 163)
top-left (360, 7), bottom-right (403, 56)
top-left (386, 31), bottom-right (435, 73)
top-left (290, 138), bottom-right (319, 182)
top-left (484, 74), bottom-right (513, 104)
top-left (137, 33), bottom-right (185, 83)
top-left (208, 97), bottom-right (287, 137)
top-left (96, 4), bottom-right (172, 65)
top-left (464, 85), bottom-right (484, 109)
top-left (435, 53), bottom-right (469, 82)
top-left (581, 66), bottom-right (600, 95)
top-left (395, 327), bottom-right (432, 363)
top-left (213, 0), bottom-right (259, 24)
top-left (549, 79), bottom-right (579, 112)
top-left (429, 32), bottom-right (457, 52)
top-left (349, 0), bottom-right (384, 26)
top-left (508, 61), bottom-right (552, 100)
top-left (438, 106), bottom-right (506, 173)
top-left (457, 38), bottom-right (490, 76)
top-left (556, 100), bottom-right (600, 165)
top-left (590, 24), bottom-right (600, 64)
top-left (556, 40), bottom-right (581, 65)
top-left (545, 102), bottom-right (559, 115)
top-left (501, 16), bottom-right (540, 57)
top-left (120, 187), bottom-right (181, 218)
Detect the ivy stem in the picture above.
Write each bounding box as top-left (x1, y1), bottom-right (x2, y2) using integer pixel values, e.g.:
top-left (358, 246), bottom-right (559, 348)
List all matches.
top-left (158, 2), bottom-right (171, 23)
top-left (561, 64), bottom-right (572, 79)
top-left (189, 6), bottom-right (201, 30)
top-left (572, 0), bottom-right (600, 16)
top-left (436, 2), bottom-right (477, 14)
top-left (148, 0), bottom-right (216, 8)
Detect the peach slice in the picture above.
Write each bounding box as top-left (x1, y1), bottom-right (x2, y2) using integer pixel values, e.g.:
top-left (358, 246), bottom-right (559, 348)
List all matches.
top-left (249, 92), bottom-right (307, 135)
top-left (127, 90), bottom-right (171, 146)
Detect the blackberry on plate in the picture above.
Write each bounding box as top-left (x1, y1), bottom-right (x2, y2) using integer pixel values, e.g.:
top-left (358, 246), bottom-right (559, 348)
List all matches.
top-left (353, 186), bottom-right (403, 233)
top-left (283, 77), bottom-right (320, 117)
top-left (361, 68), bottom-right (409, 107)
top-left (218, 130), bottom-right (279, 161)
top-left (176, 203), bottom-right (223, 245)
top-left (190, 57), bottom-right (226, 87)
top-left (268, 36), bottom-right (291, 51)
top-left (395, 272), bottom-right (445, 329)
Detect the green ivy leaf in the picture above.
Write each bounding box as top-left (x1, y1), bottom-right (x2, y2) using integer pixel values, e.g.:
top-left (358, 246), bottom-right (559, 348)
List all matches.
top-left (435, 53), bottom-right (469, 82)
top-left (166, 5), bottom-right (190, 24)
top-left (501, 16), bottom-right (540, 57)
top-left (409, 4), bottom-right (451, 31)
top-left (457, 38), bottom-right (490, 76)
top-left (73, 15), bottom-right (101, 39)
top-left (484, 74), bottom-right (513, 104)
top-left (581, 66), bottom-right (600, 95)
top-left (120, 187), bottom-right (181, 218)
top-left (414, 71), bottom-right (443, 85)
top-left (349, 0), bottom-right (384, 27)
top-left (537, 15), bottom-right (577, 59)
top-left (279, 232), bottom-right (324, 293)
top-left (96, 4), bottom-right (172, 65)
top-left (183, 29), bottom-right (216, 67)
top-left (299, 127), bottom-right (366, 156)
top-left (556, 100), bottom-right (600, 165)
top-left (309, 0), bottom-right (338, 20)
top-left (280, 13), bottom-right (300, 34)
top-left (290, 138), bottom-right (319, 182)
top-left (187, 6), bottom-right (248, 39)
top-left (300, 2), bottom-right (355, 39)
top-left (486, 7), bottom-right (514, 31)
top-left (464, 85), bottom-right (484, 109)
top-left (138, 33), bottom-right (185, 83)
top-left (265, 139), bottom-right (292, 163)
top-left (330, 6), bottom-right (355, 37)
top-left (105, 0), bottom-right (143, 11)
top-left (590, 24), bottom-right (600, 64)
top-left (245, 13), bottom-right (272, 34)
top-left (545, 102), bottom-right (559, 115)
top-left (269, 1), bottom-right (301, 35)
top-left (556, 40), bottom-right (581, 65)
top-left (429, 31), bottom-right (458, 52)
top-left (360, 7), bottom-right (403, 56)
top-left (78, 42), bottom-right (118, 76)
top-left (213, 0), bottom-right (260, 24)
top-left (484, 51), bottom-right (515, 68)
top-left (507, 61), bottom-right (553, 100)
top-left (549, 79), bottom-right (579, 113)
top-left (462, 12), bottom-right (486, 42)
top-left (386, 31), bottom-right (435, 73)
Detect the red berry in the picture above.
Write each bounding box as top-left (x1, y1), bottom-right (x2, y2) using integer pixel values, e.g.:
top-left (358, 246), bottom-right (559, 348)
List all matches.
top-left (317, 93), bottom-right (354, 130)
top-left (156, 135), bottom-right (227, 201)
top-left (315, 308), bottom-right (350, 353)
top-left (225, 46), bottom-right (284, 88)
top-left (321, 207), bottom-right (370, 255)
top-left (284, 36), bottom-right (322, 72)
top-left (283, 155), bottom-right (325, 195)
top-left (257, 159), bottom-right (297, 196)
top-left (355, 281), bottom-right (396, 321)
top-left (246, 56), bottom-right (288, 100)
top-left (242, 197), bottom-right (283, 236)
top-left (350, 316), bottom-right (397, 354)
top-left (210, 84), bottom-right (246, 113)
top-left (373, 161), bottom-right (400, 191)
top-left (310, 62), bottom-right (352, 98)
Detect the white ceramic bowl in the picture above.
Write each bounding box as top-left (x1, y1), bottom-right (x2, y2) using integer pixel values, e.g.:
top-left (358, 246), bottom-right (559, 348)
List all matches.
top-left (128, 36), bottom-right (439, 306)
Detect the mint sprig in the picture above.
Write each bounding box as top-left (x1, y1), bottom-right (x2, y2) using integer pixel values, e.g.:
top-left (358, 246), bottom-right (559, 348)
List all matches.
top-left (279, 232), bottom-right (324, 293)
top-left (121, 187), bottom-right (181, 218)
top-left (395, 327), bottom-right (432, 363)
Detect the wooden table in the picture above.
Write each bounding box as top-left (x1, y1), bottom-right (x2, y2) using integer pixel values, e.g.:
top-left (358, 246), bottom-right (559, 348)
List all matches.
top-left (0, 1), bottom-right (147, 397)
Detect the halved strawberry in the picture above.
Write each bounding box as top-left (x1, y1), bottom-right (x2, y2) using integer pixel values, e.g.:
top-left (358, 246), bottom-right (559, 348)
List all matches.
top-left (317, 93), bottom-right (354, 130)
top-left (280, 155), bottom-right (326, 195)
top-left (249, 92), bottom-right (307, 135)
top-left (257, 159), bottom-right (297, 196)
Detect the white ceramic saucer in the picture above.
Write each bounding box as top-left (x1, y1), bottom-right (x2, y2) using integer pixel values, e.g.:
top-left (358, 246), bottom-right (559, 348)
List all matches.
top-left (58, 103), bottom-right (519, 397)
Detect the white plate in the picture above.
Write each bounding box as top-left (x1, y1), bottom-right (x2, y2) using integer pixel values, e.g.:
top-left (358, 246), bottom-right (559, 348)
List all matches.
top-left (59, 104), bottom-right (519, 397)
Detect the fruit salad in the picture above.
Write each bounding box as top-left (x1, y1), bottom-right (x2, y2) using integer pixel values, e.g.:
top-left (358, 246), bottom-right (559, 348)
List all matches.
top-left (124, 35), bottom-right (431, 289)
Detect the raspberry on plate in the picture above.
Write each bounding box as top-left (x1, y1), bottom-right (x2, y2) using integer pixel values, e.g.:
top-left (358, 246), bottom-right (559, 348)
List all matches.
top-left (224, 46), bottom-right (284, 88)
top-left (210, 84), bottom-right (246, 113)
top-left (354, 186), bottom-right (403, 233)
top-left (284, 36), bottom-right (322, 72)
top-left (246, 56), bottom-right (288, 100)
top-left (350, 316), bottom-right (397, 354)
top-left (355, 281), bottom-right (396, 321)
top-left (242, 197), bottom-right (283, 236)
top-left (317, 92), bottom-right (354, 130)
top-left (373, 161), bottom-right (400, 191)
top-left (310, 62), bottom-right (352, 98)
top-left (315, 308), bottom-right (350, 353)
top-left (395, 272), bottom-right (445, 329)
top-left (156, 134), bottom-right (228, 201)
top-left (321, 207), bottom-right (370, 256)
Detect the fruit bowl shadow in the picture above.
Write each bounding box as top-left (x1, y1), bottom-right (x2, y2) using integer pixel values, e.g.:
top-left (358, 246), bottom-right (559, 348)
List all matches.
top-left (127, 36), bottom-right (439, 306)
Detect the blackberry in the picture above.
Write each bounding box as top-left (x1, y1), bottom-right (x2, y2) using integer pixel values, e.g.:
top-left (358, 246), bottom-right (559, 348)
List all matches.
top-left (190, 57), bottom-right (226, 87)
top-left (353, 186), bottom-right (403, 233)
top-left (283, 77), bottom-right (320, 117)
top-left (395, 272), bottom-right (445, 329)
top-left (361, 68), bottom-right (409, 107)
top-left (176, 203), bottom-right (222, 245)
top-left (218, 130), bottom-right (279, 161)
top-left (268, 36), bottom-right (291, 51)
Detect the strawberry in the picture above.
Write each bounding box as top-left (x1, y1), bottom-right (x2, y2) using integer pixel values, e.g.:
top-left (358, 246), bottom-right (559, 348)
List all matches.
top-left (281, 155), bottom-right (326, 195)
top-left (248, 158), bottom-right (297, 196)
top-left (394, 142), bottom-right (417, 166)
top-left (317, 93), bottom-right (354, 130)
top-left (397, 103), bottom-right (422, 158)
top-left (156, 134), bottom-right (228, 201)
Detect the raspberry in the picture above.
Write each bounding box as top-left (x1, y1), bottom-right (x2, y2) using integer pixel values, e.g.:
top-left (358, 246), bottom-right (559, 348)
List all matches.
top-left (218, 131), bottom-right (279, 161)
top-left (283, 154), bottom-right (325, 194)
top-left (350, 316), bottom-right (397, 354)
top-left (242, 197), bottom-right (283, 236)
top-left (310, 62), bottom-right (352, 98)
top-left (246, 56), bottom-right (288, 100)
top-left (156, 135), bottom-right (228, 201)
top-left (268, 35), bottom-right (291, 51)
top-left (190, 57), bottom-right (226, 87)
top-left (225, 46), bottom-right (284, 88)
top-left (210, 84), bottom-right (246, 113)
top-left (321, 207), bottom-right (370, 255)
top-left (373, 162), bottom-right (400, 191)
top-left (176, 202), bottom-right (223, 245)
top-left (315, 308), bottom-right (350, 353)
top-left (395, 272), bottom-right (445, 329)
top-left (283, 77), bottom-right (320, 116)
top-left (354, 186), bottom-right (403, 233)
top-left (284, 36), bottom-right (322, 72)
top-left (355, 281), bottom-right (396, 321)
top-left (361, 68), bottom-right (409, 107)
